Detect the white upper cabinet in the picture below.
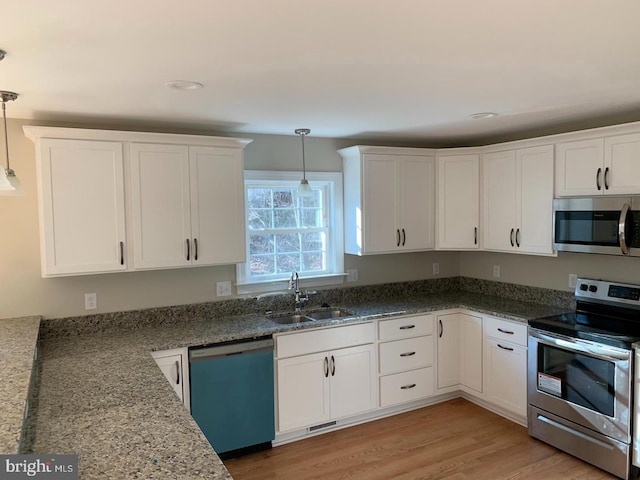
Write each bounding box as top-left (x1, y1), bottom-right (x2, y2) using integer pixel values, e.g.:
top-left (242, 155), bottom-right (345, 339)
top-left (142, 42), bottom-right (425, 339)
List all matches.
top-left (340, 146), bottom-right (435, 255)
top-left (24, 126), bottom-right (251, 276)
top-left (556, 133), bottom-right (640, 196)
top-left (436, 153), bottom-right (480, 250)
top-left (130, 144), bottom-right (246, 270)
top-left (483, 145), bottom-right (554, 255)
top-left (28, 137), bottom-right (127, 277)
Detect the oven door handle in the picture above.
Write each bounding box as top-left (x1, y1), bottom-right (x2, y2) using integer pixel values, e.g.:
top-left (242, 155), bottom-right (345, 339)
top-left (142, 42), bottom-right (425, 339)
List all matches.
top-left (619, 202), bottom-right (630, 255)
top-left (529, 329), bottom-right (631, 361)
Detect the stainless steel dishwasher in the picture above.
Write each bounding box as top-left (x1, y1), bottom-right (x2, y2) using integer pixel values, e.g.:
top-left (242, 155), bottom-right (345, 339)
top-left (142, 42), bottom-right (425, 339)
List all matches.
top-left (189, 336), bottom-right (275, 460)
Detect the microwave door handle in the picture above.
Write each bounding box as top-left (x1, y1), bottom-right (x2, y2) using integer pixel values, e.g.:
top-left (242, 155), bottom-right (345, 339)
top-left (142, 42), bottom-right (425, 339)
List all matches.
top-left (619, 203), bottom-right (630, 255)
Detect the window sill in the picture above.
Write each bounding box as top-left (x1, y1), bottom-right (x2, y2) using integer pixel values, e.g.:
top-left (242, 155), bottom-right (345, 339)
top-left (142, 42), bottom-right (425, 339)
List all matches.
top-left (236, 273), bottom-right (346, 296)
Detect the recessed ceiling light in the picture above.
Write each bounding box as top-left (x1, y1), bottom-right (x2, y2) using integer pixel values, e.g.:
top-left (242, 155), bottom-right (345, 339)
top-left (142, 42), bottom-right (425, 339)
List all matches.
top-left (164, 80), bottom-right (204, 91)
top-left (470, 112), bottom-right (498, 119)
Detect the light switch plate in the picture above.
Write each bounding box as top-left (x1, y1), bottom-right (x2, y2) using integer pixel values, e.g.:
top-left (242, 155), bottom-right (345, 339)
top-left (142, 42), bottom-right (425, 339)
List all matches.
top-left (346, 269), bottom-right (358, 282)
top-left (568, 273), bottom-right (578, 289)
top-left (432, 263), bottom-right (440, 275)
top-left (492, 265), bottom-right (501, 278)
top-left (216, 281), bottom-right (232, 297)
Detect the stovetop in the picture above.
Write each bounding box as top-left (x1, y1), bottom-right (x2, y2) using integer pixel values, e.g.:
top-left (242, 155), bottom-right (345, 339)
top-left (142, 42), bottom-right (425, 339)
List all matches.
top-left (529, 278), bottom-right (640, 349)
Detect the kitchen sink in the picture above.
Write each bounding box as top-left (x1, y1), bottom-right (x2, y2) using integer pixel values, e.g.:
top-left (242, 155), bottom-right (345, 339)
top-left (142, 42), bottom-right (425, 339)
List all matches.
top-left (305, 309), bottom-right (354, 321)
top-left (269, 314), bottom-right (314, 325)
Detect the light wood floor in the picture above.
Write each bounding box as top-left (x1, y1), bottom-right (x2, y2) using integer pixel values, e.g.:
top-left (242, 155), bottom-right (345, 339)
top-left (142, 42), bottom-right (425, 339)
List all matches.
top-left (225, 398), bottom-right (616, 480)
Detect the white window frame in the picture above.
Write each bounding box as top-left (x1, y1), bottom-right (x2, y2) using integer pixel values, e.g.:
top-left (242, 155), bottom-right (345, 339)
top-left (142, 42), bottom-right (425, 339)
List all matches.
top-left (236, 170), bottom-right (345, 295)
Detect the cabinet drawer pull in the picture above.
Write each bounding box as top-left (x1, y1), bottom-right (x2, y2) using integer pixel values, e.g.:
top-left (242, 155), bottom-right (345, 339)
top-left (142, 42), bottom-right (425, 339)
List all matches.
top-left (497, 328), bottom-right (514, 335)
top-left (401, 383), bottom-right (417, 390)
top-left (186, 238), bottom-right (191, 261)
top-left (119, 241), bottom-right (124, 265)
top-left (439, 319), bottom-right (443, 338)
top-left (515, 228), bottom-right (520, 248)
top-left (399, 325), bottom-right (415, 330)
top-left (330, 355), bottom-right (335, 376)
top-left (402, 228), bottom-right (406, 246)
top-left (596, 167), bottom-right (602, 190)
top-left (175, 360), bottom-right (180, 385)
top-left (474, 227), bottom-right (478, 245)
top-left (604, 167), bottom-right (610, 190)
top-left (510, 228), bottom-right (514, 247)
top-left (396, 229), bottom-right (401, 247)
top-left (400, 351), bottom-right (416, 357)
top-left (194, 238), bottom-right (198, 261)
top-left (497, 344), bottom-right (514, 351)
top-left (324, 356), bottom-right (329, 378)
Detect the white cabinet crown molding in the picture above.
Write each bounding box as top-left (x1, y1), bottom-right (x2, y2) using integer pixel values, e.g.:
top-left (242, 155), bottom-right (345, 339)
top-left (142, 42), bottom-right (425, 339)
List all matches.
top-left (23, 126), bottom-right (252, 149)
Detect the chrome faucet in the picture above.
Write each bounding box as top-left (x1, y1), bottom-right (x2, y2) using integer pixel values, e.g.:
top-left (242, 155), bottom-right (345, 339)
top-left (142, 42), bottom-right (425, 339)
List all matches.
top-left (289, 271), bottom-right (308, 312)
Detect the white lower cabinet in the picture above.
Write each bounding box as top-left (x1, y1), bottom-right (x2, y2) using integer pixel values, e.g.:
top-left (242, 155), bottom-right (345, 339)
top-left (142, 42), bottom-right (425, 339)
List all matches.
top-left (483, 317), bottom-right (528, 420)
top-left (151, 348), bottom-right (190, 411)
top-left (378, 314), bottom-right (435, 407)
top-left (275, 323), bottom-right (377, 433)
top-left (436, 312), bottom-right (482, 393)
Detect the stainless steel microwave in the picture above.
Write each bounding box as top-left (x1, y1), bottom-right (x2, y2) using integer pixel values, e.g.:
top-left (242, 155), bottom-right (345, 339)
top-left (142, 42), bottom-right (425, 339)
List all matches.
top-left (553, 197), bottom-right (640, 256)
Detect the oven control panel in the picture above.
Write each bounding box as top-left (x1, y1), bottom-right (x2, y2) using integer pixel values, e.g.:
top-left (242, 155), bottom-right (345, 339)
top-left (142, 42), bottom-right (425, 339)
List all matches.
top-left (576, 278), bottom-right (640, 307)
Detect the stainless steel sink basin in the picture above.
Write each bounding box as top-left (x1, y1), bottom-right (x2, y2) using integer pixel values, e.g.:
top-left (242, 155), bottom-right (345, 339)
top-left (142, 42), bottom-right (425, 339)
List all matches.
top-left (305, 309), bottom-right (354, 321)
top-left (269, 314), bottom-right (314, 325)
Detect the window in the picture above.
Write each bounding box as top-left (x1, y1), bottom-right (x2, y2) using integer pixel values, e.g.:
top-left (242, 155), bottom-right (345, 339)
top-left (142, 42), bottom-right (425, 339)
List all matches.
top-left (236, 171), bottom-right (344, 294)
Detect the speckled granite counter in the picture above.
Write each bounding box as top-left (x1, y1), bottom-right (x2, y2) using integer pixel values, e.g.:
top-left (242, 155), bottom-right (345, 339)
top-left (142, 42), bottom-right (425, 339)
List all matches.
top-left (0, 316), bottom-right (40, 454)
top-left (30, 285), bottom-right (572, 479)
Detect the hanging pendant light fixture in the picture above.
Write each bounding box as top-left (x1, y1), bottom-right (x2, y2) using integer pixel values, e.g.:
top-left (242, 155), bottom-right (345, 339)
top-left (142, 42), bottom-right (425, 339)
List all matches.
top-left (0, 49), bottom-right (22, 196)
top-left (0, 90), bottom-right (22, 195)
top-left (295, 128), bottom-right (313, 197)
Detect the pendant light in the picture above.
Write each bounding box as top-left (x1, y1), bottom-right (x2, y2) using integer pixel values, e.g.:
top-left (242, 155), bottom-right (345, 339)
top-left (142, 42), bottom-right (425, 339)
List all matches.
top-left (0, 48), bottom-right (22, 195)
top-left (0, 90), bottom-right (22, 195)
top-left (295, 128), bottom-right (314, 197)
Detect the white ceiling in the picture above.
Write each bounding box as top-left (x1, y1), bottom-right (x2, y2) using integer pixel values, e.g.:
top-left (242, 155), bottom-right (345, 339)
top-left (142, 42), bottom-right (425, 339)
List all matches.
top-left (4, 0), bottom-right (640, 145)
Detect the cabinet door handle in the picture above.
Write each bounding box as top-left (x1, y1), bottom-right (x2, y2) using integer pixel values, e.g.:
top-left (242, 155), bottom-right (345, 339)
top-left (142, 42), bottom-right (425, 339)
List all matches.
top-left (596, 167), bottom-right (602, 190)
top-left (510, 228), bottom-right (514, 247)
top-left (186, 239), bottom-right (191, 261)
top-left (194, 238), bottom-right (198, 261)
top-left (497, 344), bottom-right (514, 351)
top-left (401, 383), bottom-right (417, 390)
top-left (119, 241), bottom-right (124, 265)
top-left (175, 360), bottom-right (180, 385)
top-left (402, 228), bottom-right (406, 246)
top-left (438, 319), bottom-right (443, 338)
top-left (604, 167), bottom-right (610, 190)
top-left (396, 229), bottom-right (401, 247)
top-left (515, 228), bottom-right (520, 248)
top-left (399, 325), bottom-right (415, 330)
top-left (400, 351), bottom-right (416, 357)
top-left (324, 356), bottom-right (329, 378)
top-left (497, 328), bottom-right (514, 335)
top-left (474, 227), bottom-right (478, 245)
top-left (330, 355), bottom-right (335, 376)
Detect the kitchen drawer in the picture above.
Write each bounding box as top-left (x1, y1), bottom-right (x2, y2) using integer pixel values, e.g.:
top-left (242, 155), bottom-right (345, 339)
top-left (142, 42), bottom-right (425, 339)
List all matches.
top-left (276, 322), bottom-right (375, 359)
top-left (380, 367), bottom-right (434, 407)
top-left (379, 336), bottom-right (434, 375)
top-left (378, 314), bottom-right (433, 341)
top-left (484, 316), bottom-right (527, 347)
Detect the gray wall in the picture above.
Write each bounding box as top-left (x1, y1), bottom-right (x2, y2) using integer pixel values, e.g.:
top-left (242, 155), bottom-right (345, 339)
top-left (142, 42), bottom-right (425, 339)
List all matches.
top-left (0, 118), bottom-right (458, 319)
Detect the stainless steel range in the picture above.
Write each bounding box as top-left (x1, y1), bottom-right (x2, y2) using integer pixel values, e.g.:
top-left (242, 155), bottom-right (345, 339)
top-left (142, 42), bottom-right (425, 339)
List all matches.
top-left (528, 278), bottom-right (640, 479)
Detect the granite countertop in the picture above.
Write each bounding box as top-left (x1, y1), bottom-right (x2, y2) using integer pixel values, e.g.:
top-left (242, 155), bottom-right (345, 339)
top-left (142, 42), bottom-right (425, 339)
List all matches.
top-left (26, 290), bottom-right (570, 479)
top-left (0, 316), bottom-right (40, 454)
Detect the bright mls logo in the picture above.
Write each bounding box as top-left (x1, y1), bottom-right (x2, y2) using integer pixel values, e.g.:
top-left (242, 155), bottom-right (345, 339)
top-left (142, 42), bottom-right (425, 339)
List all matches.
top-left (0, 455), bottom-right (77, 479)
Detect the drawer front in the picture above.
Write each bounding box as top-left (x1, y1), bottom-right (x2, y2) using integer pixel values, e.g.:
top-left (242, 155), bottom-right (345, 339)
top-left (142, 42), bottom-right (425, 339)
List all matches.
top-left (378, 314), bottom-right (433, 341)
top-left (379, 336), bottom-right (434, 375)
top-left (380, 367), bottom-right (434, 407)
top-left (276, 322), bottom-right (375, 358)
top-left (484, 316), bottom-right (527, 347)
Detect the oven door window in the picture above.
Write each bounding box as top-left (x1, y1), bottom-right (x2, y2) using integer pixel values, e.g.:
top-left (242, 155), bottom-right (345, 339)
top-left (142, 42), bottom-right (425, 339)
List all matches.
top-left (537, 344), bottom-right (615, 417)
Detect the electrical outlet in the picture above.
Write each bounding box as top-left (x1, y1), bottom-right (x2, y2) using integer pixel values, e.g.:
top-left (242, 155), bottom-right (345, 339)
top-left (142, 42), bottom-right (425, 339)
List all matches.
top-left (216, 281), bottom-right (232, 297)
top-left (492, 265), bottom-right (501, 278)
top-left (432, 263), bottom-right (440, 275)
top-left (568, 273), bottom-right (578, 289)
top-left (84, 293), bottom-right (97, 310)
top-left (346, 269), bottom-right (358, 282)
